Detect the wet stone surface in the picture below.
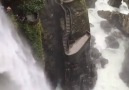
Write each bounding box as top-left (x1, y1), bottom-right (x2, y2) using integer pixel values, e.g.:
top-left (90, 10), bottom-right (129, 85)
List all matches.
top-left (105, 35), bottom-right (119, 49)
top-left (90, 48), bottom-right (101, 60)
top-left (120, 47), bottom-right (129, 87)
top-left (100, 21), bottom-right (112, 34)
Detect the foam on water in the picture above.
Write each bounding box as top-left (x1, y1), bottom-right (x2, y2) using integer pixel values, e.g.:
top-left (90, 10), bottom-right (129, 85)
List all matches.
top-left (89, 0), bottom-right (129, 90)
top-left (0, 5), bottom-right (51, 90)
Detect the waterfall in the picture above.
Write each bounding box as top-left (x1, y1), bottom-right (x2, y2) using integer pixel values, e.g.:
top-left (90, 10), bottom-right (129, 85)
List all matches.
top-left (0, 5), bottom-right (51, 90)
top-left (89, 0), bottom-right (129, 90)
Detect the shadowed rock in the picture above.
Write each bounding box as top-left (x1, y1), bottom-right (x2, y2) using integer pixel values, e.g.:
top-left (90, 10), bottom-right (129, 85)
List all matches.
top-left (105, 35), bottom-right (119, 49)
top-left (108, 0), bottom-right (122, 8)
top-left (110, 31), bottom-right (124, 39)
top-left (90, 35), bottom-right (96, 47)
top-left (90, 48), bottom-right (101, 59)
top-left (100, 21), bottom-right (112, 33)
top-left (123, 0), bottom-right (129, 8)
top-left (120, 47), bottom-right (129, 87)
top-left (98, 10), bottom-right (129, 35)
top-left (99, 57), bottom-right (108, 68)
top-left (86, 0), bottom-right (97, 8)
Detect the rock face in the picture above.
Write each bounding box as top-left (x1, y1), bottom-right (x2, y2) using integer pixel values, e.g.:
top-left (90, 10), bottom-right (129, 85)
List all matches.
top-left (100, 21), bottom-right (112, 34)
top-left (90, 48), bottom-right (101, 60)
top-left (105, 35), bottom-right (119, 49)
top-left (86, 0), bottom-right (97, 8)
top-left (99, 57), bottom-right (108, 68)
top-left (40, 1), bottom-right (65, 88)
top-left (91, 35), bottom-right (96, 47)
top-left (65, 40), bottom-right (97, 90)
top-left (90, 36), bottom-right (108, 69)
top-left (41, 0), bottom-right (96, 90)
top-left (123, 0), bottom-right (129, 8)
top-left (98, 10), bottom-right (129, 35)
top-left (108, 0), bottom-right (122, 8)
top-left (110, 31), bottom-right (124, 39)
top-left (120, 47), bottom-right (129, 87)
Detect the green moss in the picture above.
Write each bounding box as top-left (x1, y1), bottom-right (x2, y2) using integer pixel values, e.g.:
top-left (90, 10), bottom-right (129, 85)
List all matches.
top-left (19, 20), bottom-right (44, 60)
top-left (18, 0), bottom-right (44, 14)
top-left (9, 0), bottom-right (44, 60)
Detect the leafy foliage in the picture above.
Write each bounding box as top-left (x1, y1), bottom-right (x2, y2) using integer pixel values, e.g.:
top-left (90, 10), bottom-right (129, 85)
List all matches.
top-left (19, 21), bottom-right (44, 60)
top-left (18, 0), bottom-right (43, 14)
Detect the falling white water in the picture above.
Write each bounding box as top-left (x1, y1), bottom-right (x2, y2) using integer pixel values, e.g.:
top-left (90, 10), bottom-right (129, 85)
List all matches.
top-left (88, 0), bottom-right (129, 90)
top-left (0, 5), bottom-right (51, 90)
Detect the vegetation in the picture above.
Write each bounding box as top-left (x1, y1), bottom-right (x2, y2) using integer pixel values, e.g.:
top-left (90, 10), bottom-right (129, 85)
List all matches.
top-left (18, 0), bottom-right (43, 14)
top-left (19, 21), bottom-right (44, 60)
top-left (13, 0), bottom-right (44, 60)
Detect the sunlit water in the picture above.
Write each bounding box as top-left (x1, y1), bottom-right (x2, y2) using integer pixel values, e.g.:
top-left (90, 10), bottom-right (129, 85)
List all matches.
top-left (89, 0), bottom-right (129, 90)
top-left (0, 5), bottom-right (51, 90)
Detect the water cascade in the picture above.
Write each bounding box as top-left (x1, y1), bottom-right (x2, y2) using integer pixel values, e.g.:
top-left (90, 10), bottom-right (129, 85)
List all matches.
top-left (0, 5), bottom-right (51, 90)
top-left (89, 0), bottom-right (129, 90)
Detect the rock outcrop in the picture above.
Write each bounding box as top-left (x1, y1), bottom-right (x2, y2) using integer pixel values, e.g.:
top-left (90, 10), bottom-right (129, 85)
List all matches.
top-left (100, 21), bottom-right (112, 34)
top-left (123, 0), bottom-right (129, 8)
top-left (105, 35), bottom-right (119, 49)
top-left (90, 36), bottom-right (108, 69)
top-left (1, 0), bottom-right (97, 90)
top-left (86, 0), bottom-right (97, 8)
top-left (98, 10), bottom-right (129, 35)
top-left (108, 0), bottom-right (122, 8)
top-left (120, 46), bottom-right (129, 87)
top-left (41, 0), bottom-right (96, 90)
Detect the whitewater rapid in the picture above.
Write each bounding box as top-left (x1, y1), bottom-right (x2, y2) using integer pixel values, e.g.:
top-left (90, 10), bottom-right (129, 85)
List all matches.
top-left (0, 5), bottom-right (51, 90)
top-left (89, 0), bottom-right (129, 90)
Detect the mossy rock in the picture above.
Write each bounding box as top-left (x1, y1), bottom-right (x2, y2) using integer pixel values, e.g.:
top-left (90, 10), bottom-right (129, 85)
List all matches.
top-left (18, 20), bottom-right (44, 60)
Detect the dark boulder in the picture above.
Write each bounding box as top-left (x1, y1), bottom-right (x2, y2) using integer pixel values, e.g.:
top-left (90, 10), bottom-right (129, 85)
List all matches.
top-left (105, 35), bottom-right (119, 49)
top-left (90, 35), bottom-right (96, 47)
top-left (97, 11), bottom-right (112, 20)
top-left (99, 57), bottom-right (108, 68)
top-left (90, 47), bottom-right (101, 60)
top-left (100, 21), bottom-right (112, 33)
top-left (123, 0), bottom-right (129, 8)
top-left (85, 0), bottom-right (97, 8)
top-left (110, 31), bottom-right (124, 39)
top-left (108, 0), bottom-right (122, 8)
top-left (120, 47), bottom-right (129, 87)
top-left (98, 10), bottom-right (129, 35)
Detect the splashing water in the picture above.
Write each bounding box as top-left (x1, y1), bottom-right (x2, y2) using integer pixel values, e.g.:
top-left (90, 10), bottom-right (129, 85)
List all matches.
top-left (0, 5), bottom-right (51, 90)
top-left (89, 0), bottom-right (129, 90)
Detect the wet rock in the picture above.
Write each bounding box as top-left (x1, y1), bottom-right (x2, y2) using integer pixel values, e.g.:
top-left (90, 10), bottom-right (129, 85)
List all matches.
top-left (90, 35), bottom-right (96, 47)
top-left (110, 31), bottom-right (124, 39)
top-left (108, 0), bottom-right (122, 8)
top-left (65, 40), bottom-right (97, 90)
top-left (97, 10), bottom-right (112, 20)
top-left (26, 13), bottom-right (39, 24)
top-left (98, 10), bottom-right (129, 35)
top-left (120, 47), bottom-right (129, 87)
top-left (86, 0), bottom-right (97, 8)
top-left (90, 47), bottom-right (101, 59)
top-left (105, 35), bottom-right (119, 49)
top-left (99, 57), bottom-right (108, 68)
top-left (95, 57), bottom-right (108, 68)
top-left (123, 0), bottom-right (129, 8)
top-left (100, 21), bottom-right (112, 33)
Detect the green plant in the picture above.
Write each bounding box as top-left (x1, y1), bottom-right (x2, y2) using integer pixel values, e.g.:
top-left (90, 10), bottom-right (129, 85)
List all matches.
top-left (18, 0), bottom-right (43, 14)
top-left (20, 21), bottom-right (43, 59)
